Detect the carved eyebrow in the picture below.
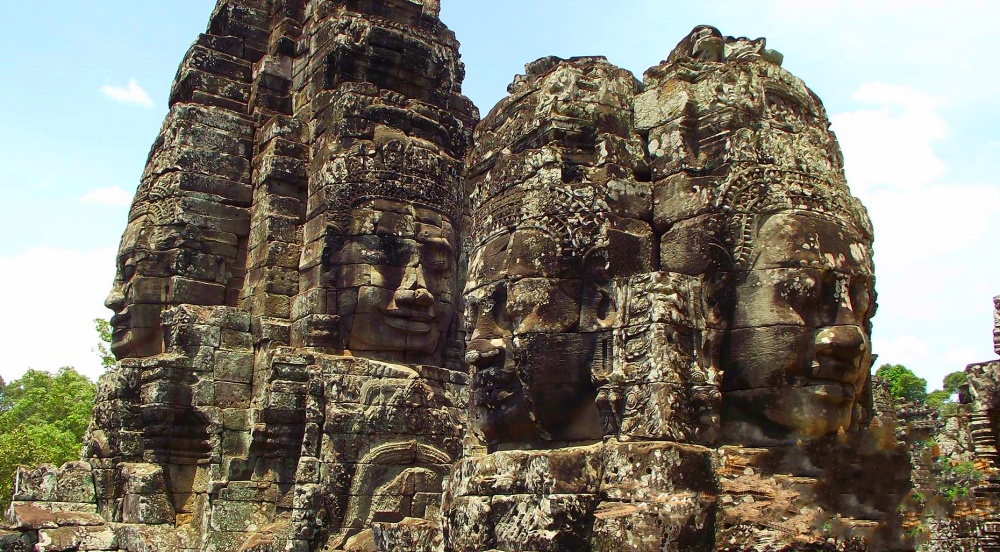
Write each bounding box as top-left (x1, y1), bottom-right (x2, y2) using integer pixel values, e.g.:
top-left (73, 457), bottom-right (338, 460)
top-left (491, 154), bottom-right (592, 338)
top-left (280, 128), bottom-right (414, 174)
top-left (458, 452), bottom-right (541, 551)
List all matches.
top-left (418, 236), bottom-right (454, 253)
top-left (116, 247), bottom-right (149, 264)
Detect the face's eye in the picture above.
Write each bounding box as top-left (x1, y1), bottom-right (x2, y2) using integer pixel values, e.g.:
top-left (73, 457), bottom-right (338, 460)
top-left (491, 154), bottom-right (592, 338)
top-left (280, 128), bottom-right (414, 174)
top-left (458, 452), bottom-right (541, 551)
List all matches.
top-left (849, 274), bottom-right (873, 321)
top-left (464, 300), bottom-right (479, 334)
top-left (775, 271), bottom-right (820, 312)
top-left (467, 284), bottom-right (511, 340)
top-left (423, 246), bottom-right (452, 273)
top-left (121, 259), bottom-right (137, 282)
top-left (815, 270), bottom-right (845, 325)
top-left (370, 234), bottom-right (414, 267)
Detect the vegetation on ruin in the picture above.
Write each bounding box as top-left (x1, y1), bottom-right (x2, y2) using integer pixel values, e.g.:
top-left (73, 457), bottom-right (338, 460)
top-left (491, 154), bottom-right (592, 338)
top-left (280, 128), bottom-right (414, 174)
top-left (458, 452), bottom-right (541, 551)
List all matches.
top-left (93, 318), bottom-right (116, 369)
top-left (936, 458), bottom-right (983, 502)
top-left (0, 321), bottom-right (107, 510)
top-left (877, 364), bottom-right (966, 415)
top-left (877, 364), bottom-right (929, 403)
top-left (0, 368), bottom-right (96, 510)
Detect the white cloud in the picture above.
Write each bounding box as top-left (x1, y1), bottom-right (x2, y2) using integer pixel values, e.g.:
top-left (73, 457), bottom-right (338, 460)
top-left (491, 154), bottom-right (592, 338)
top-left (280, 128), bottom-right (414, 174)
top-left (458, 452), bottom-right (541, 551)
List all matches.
top-left (832, 84), bottom-right (947, 194)
top-left (864, 184), bottom-right (1000, 266)
top-left (713, 0), bottom-right (1000, 105)
top-left (79, 186), bottom-right (133, 207)
top-left (873, 335), bottom-right (931, 370)
top-left (832, 82), bottom-right (1000, 386)
top-left (0, 247), bottom-right (116, 383)
top-left (831, 83), bottom-right (999, 267)
top-left (100, 79), bottom-right (154, 108)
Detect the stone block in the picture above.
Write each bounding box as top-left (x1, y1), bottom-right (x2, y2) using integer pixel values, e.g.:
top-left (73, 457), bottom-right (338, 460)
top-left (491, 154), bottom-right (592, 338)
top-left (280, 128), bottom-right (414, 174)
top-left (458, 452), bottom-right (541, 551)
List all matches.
top-left (221, 328), bottom-right (253, 349)
top-left (491, 493), bottom-right (597, 552)
top-left (373, 518), bottom-right (442, 552)
top-left (122, 494), bottom-right (173, 525)
top-left (209, 499), bottom-right (275, 532)
top-left (442, 495), bottom-right (492, 551)
top-left (12, 462), bottom-right (95, 504)
top-left (652, 172), bottom-right (719, 231)
top-left (601, 441), bottom-right (718, 500)
top-left (591, 496), bottom-right (716, 551)
top-left (658, 213), bottom-right (728, 275)
top-left (0, 530), bottom-right (35, 552)
top-left (36, 524), bottom-right (118, 552)
top-left (169, 277), bottom-right (228, 306)
top-left (618, 382), bottom-right (695, 441)
top-left (4, 502), bottom-right (102, 530)
top-left (215, 350), bottom-right (254, 383)
top-left (447, 444), bottom-right (602, 498)
top-left (112, 523), bottom-right (179, 552)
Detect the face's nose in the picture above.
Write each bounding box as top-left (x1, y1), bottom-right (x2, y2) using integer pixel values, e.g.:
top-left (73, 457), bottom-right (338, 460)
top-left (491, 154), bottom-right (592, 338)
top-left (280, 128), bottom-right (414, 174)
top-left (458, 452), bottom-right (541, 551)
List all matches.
top-left (105, 286), bottom-right (126, 313)
top-left (466, 338), bottom-right (506, 368)
top-left (393, 268), bottom-right (435, 309)
top-left (814, 325), bottom-right (867, 363)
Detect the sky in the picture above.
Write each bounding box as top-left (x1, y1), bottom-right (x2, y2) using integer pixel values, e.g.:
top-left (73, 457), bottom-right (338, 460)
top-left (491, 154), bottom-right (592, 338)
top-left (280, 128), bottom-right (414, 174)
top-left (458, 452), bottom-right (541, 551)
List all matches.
top-left (1, 1), bottom-right (998, 391)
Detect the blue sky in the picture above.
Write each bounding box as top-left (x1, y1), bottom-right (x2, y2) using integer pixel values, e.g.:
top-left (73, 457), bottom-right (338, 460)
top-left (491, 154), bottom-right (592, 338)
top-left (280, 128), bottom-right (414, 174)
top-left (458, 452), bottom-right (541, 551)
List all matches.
top-left (2, 1), bottom-right (998, 392)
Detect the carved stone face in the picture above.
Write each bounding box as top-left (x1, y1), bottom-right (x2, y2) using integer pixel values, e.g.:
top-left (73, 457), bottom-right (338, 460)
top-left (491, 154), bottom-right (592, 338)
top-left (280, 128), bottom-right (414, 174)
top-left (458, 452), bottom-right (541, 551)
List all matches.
top-left (105, 216), bottom-right (164, 359)
top-left (722, 212), bottom-right (875, 443)
top-left (465, 229), bottom-right (605, 448)
top-left (330, 200), bottom-right (457, 365)
top-left (993, 295), bottom-right (1000, 356)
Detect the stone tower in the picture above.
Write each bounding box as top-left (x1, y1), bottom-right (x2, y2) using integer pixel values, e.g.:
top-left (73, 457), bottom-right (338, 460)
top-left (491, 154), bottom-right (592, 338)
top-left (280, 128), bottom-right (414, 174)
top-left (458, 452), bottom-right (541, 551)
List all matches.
top-left (6, 4), bottom-right (989, 552)
top-left (6, 1), bottom-right (476, 551)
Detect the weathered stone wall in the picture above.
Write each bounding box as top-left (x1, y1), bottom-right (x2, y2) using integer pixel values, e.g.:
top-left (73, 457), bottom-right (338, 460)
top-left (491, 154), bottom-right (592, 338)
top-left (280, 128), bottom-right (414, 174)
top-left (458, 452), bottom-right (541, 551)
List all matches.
top-left (4, 3), bottom-right (1000, 551)
top-left (444, 25), bottom-right (895, 551)
top-left (4, 1), bottom-right (475, 551)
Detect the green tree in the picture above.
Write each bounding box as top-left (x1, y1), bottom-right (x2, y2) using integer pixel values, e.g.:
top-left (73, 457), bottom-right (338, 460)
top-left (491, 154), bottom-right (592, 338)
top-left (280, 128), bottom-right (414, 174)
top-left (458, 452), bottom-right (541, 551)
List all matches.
top-left (93, 318), bottom-right (116, 369)
top-left (0, 368), bottom-right (96, 510)
top-left (0, 376), bottom-right (8, 416)
top-left (875, 363), bottom-right (928, 403)
top-left (926, 389), bottom-right (952, 409)
top-left (926, 371), bottom-right (968, 415)
top-left (943, 371), bottom-right (968, 395)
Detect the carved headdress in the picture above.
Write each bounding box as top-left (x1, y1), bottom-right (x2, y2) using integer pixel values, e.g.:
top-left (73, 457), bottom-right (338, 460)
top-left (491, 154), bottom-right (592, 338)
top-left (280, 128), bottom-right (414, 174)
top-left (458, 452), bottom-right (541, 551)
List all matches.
top-left (717, 167), bottom-right (873, 271)
top-left (317, 139), bottom-right (465, 233)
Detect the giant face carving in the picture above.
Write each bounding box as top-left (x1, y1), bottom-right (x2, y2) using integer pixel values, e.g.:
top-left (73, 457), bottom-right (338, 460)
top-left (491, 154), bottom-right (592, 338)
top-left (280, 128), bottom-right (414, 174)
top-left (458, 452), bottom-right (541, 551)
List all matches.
top-left (105, 216), bottom-right (164, 359)
top-left (465, 227), bottom-right (608, 449)
top-left (329, 199), bottom-right (458, 366)
top-left (993, 295), bottom-right (1000, 356)
top-left (721, 212), bottom-right (875, 444)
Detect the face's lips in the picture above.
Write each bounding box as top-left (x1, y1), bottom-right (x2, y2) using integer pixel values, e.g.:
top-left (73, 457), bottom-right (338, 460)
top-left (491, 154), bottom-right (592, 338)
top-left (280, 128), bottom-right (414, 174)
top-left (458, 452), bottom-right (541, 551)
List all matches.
top-left (109, 309), bottom-right (131, 339)
top-left (474, 385), bottom-right (520, 409)
top-left (381, 308), bottom-right (436, 333)
top-left (789, 377), bottom-right (858, 405)
top-left (107, 309), bottom-right (132, 358)
top-left (468, 341), bottom-right (516, 407)
top-left (809, 358), bottom-right (864, 386)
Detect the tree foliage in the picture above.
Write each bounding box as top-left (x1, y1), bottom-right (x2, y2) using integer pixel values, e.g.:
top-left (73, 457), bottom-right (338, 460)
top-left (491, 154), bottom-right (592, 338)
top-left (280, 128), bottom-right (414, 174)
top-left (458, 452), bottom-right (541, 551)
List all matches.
top-left (875, 363), bottom-right (928, 403)
top-left (0, 368), bottom-right (96, 511)
top-left (0, 376), bottom-right (8, 416)
top-left (943, 371), bottom-right (968, 395)
top-left (93, 318), bottom-right (116, 369)
top-left (924, 371), bottom-right (968, 416)
top-left (926, 390), bottom-right (952, 409)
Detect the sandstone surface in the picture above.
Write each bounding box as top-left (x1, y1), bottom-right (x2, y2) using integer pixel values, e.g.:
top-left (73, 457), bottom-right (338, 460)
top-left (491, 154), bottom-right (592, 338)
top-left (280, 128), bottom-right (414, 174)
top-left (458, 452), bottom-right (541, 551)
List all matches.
top-left (3, 3), bottom-right (999, 551)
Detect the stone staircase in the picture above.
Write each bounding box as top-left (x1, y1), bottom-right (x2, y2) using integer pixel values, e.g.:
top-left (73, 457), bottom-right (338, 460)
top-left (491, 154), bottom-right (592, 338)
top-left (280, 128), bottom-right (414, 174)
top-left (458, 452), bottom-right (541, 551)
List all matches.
top-left (970, 414), bottom-right (1000, 467)
top-left (978, 517), bottom-right (1000, 552)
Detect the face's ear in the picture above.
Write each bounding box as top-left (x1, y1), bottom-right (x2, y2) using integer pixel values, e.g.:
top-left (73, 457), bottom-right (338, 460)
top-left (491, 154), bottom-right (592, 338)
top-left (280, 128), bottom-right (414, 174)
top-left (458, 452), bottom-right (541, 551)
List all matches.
top-left (441, 312), bottom-right (466, 372)
top-left (322, 225), bottom-right (346, 270)
top-left (582, 247), bottom-right (610, 283)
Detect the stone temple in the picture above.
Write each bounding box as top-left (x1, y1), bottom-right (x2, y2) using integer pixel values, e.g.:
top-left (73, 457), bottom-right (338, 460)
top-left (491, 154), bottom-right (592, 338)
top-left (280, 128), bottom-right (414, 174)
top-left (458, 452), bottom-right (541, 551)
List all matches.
top-left (2, 1), bottom-right (999, 551)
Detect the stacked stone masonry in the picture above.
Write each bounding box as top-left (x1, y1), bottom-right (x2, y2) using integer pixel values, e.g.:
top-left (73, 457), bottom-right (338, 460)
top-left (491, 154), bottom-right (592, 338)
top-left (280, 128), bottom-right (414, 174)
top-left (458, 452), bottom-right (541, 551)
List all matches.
top-left (3, 2), bottom-right (999, 551)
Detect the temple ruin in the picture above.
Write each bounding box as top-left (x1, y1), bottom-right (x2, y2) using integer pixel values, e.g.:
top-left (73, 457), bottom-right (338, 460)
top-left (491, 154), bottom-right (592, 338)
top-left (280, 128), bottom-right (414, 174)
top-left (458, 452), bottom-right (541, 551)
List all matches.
top-left (1, 1), bottom-right (998, 551)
